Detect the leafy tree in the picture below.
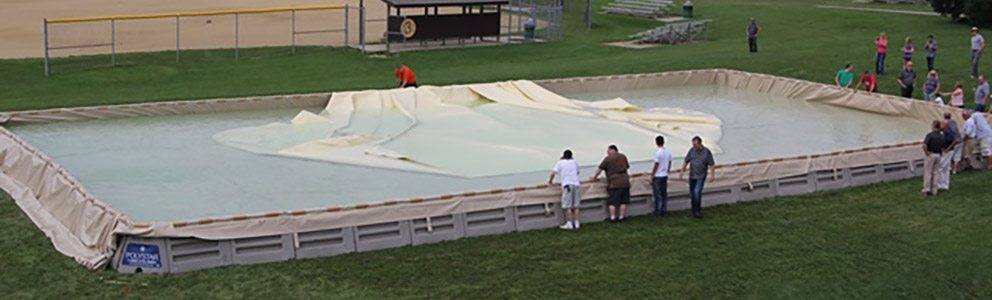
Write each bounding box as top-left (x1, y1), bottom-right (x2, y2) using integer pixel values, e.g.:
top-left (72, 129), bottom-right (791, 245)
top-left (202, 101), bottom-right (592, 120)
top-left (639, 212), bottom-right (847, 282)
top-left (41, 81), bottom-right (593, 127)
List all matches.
top-left (929, 0), bottom-right (966, 20)
top-left (963, 0), bottom-right (992, 27)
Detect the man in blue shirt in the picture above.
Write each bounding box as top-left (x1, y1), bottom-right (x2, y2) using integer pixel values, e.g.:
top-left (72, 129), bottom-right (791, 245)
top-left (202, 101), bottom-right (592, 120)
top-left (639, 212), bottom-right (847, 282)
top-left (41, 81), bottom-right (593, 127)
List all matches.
top-left (746, 18), bottom-right (760, 53)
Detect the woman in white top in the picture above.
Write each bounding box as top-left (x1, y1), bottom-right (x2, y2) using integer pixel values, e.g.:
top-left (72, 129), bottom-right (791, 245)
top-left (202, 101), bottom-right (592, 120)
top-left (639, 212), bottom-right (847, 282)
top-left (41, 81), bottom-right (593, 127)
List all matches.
top-left (950, 81), bottom-right (965, 108)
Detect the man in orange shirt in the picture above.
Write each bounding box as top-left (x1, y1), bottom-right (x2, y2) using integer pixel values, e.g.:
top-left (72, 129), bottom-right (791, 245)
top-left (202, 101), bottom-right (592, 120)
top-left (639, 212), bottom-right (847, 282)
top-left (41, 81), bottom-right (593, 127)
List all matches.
top-left (395, 64), bottom-right (418, 88)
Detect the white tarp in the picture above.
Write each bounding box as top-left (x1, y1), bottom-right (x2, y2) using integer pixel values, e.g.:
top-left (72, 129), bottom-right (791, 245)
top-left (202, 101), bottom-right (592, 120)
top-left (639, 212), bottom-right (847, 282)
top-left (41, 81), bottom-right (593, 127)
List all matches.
top-left (214, 80), bottom-right (723, 177)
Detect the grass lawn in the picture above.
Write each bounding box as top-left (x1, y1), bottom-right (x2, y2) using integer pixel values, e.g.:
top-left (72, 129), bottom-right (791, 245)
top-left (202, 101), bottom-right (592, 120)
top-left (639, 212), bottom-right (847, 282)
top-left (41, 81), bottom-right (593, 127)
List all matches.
top-left (0, 0), bottom-right (987, 111)
top-left (2, 0), bottom-right (992, 298)
top-left (2, 171), bottom-right (991, 298)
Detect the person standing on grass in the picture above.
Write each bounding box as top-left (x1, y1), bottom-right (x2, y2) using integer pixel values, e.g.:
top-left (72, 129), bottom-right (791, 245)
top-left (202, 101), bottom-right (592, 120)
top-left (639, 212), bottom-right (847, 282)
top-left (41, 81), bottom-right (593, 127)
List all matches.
top-left (651, 135), bottom-right (672, 217)
top-left (679, 136), bottom-right (715, 219)
top-left (971, 27), bottom-right (985, 78)
top-left (945, 113), bottom-right (966, 174)
top-left (897, 61), bottom-right (917, 98)
top-left (875, 32), bottom-right (889, 75)
top-left (950, 81), bottom-right (965, 109)
top-left (835, 64), bottom-right (855, 88)
top-left (746, 17), bottom-right (760, 53)
top-left (962, 110), bottom-right (992, 170)
top-left (550, 149), bottom-right (581, 230)
top-left (902, 37), bottom-right (914, 63)
top-left (937, 119), bottom-right (960, 191)
top-left (923, 70), bottom-right (940, 102)
top-left (976, 75), bottom-right (990, 112)
top-left (592, 145), bottom-right (631, 223)
top-left (925, 35), bottom-right (938, 71)
top-left (922, 120), bottom-right (946, 196)
top-left (394, 64), bottom-right (418, 88)
top-left (855, 70), bottom-right (878, 93)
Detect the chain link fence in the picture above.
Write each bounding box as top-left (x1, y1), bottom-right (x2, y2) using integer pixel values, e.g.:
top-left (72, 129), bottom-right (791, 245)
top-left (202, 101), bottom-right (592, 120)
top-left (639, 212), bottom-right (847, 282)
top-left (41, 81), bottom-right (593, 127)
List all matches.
top-left (43, 5), bottom-right (357, 76)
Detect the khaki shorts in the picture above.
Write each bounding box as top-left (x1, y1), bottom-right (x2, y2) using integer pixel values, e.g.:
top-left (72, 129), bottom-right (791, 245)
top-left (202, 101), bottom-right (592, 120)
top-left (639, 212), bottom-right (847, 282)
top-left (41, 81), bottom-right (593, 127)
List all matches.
top-left (561, 185), bottom-right (581, 209)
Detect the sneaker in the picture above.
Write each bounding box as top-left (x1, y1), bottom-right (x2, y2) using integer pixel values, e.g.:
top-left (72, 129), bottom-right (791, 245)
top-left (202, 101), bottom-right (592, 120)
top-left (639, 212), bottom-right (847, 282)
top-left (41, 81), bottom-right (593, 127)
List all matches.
top-left (559, 223), bottom-right (572, 230)
top-left (574, 221), bottom-right (580, 229)
top-left (617, 218), bottom-right (625, 223)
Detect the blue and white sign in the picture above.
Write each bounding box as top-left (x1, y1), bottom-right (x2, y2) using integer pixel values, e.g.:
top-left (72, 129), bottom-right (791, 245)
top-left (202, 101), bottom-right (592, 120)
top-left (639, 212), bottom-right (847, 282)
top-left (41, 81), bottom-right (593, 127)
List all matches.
top-left (122, 243), bottom-right (162, 269)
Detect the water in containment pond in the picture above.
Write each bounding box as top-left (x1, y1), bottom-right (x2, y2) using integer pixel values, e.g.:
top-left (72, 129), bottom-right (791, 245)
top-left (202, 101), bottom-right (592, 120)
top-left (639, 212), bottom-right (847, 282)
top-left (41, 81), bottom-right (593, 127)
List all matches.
top-left (10, 85), bottom-right (924, 222)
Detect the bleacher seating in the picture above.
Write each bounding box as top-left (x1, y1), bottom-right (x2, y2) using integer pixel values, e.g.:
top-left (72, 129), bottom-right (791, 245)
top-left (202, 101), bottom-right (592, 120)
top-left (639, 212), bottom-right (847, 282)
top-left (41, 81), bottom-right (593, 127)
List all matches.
top-left (603, 0), bottom-right (675, 19)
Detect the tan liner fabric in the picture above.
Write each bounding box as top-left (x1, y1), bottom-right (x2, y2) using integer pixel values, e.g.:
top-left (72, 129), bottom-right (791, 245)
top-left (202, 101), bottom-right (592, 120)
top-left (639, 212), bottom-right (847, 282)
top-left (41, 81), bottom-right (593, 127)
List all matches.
top-left (0, 93), bottom-right (330, 124)
top-left (0, 127), bottom-right (131, 269)
top-left (0, 69), bottom-right (978, 270)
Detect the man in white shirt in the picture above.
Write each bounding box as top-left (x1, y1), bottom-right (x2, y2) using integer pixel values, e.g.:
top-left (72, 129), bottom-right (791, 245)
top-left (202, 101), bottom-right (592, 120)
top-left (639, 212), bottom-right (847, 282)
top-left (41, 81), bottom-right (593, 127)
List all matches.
top-left (972, 27), bottom-right (986, 78)
top-left (550, 149), bottom-right (581, 230)
top-left (651, 136), bottom-right (673, 216)
top-left (962, 111), bottom-right (992, 170)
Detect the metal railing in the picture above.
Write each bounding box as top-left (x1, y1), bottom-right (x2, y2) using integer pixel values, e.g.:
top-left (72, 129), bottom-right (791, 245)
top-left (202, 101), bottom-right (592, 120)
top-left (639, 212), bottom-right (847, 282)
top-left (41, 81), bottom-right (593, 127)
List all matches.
top-left (43, 5), bottom-right (353, 76)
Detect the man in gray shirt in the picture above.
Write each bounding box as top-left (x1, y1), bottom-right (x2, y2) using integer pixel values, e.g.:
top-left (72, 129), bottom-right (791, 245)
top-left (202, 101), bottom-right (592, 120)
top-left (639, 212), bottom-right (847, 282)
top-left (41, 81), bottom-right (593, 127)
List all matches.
top-left (972, 27), bottom-right (986, 78)
top-left (897, 61), bottom-right (917, 98)
top-left (679, 136), bottom-right (715, 219)
top-left (977, 75), bottom-right (989, 112)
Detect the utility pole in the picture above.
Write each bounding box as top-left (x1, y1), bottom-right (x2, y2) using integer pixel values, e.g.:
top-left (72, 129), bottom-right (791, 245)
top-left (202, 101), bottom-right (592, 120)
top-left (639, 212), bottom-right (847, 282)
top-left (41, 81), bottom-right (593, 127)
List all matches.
top-left (585, 0), bottom-right (592, 30)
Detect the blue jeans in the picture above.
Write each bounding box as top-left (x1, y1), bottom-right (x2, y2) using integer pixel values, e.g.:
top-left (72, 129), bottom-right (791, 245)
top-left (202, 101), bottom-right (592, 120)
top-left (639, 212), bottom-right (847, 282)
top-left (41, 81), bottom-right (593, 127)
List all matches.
top-left (876, 53), bottom-right (886, 75)
top-left (688, 178), bottom-right (706, 216)
top-left (652, 177), bottom-right (668, 215)
top-left (973, 50), bottom-right (982, 77)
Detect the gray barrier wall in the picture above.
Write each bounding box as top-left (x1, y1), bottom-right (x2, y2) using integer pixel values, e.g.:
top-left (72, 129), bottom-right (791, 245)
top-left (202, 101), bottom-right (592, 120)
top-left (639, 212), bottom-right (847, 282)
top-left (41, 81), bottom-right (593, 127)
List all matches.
top-left (112, 158), bottom-right (926, 274)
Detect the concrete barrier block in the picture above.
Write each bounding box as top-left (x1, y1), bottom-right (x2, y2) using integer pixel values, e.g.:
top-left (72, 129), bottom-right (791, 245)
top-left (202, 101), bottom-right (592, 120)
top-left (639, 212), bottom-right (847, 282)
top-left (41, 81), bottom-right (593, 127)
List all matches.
top-left (355, 220), bottom-right (412, 252)
top-left (412, 214), bottom-right (465, 245)
top-left (738, 179), bottom-right (776, 202)
top-left (578, 198), bottom-right (608, 223)
top-left (167, 238), bottom-right (233, 273)
top-left (464, 207), bottom-right (516, 237)
top-left (776, 173), bottom-right (815, 196)
top-left (814, 169), bottom-right (849, 192)
top-left (230, 234), bottom-right (295, 265)
top-left (880, 161), bottom-right (914, 182)
top-left (701, 186), bottom-right (737, 207)
top-left (295, 227), bottom-right (356, 259)
top-left (514, 203), bottom-right (561, 232)
top-left (627, 195), bottom-right (653, 216)
top-left (848, 164), bottom-right (882, 186)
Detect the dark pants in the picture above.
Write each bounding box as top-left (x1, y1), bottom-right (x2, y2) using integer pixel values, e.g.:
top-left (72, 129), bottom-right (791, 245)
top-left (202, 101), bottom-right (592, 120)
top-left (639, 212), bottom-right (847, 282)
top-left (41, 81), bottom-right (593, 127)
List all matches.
top-left (747, 37), bottom-right (757, 53)
top-left (927, 56), bottom-right (935, 71)
top-left (977, 104), bottom-right (987, 113)
top-left (688, 178), bottom-right (706, 217)
top-left (973, 50), bottom-right (983, 78)
top-left (402, 82), bottom-right (419, 88)
top-left (876, 53), bottom-right (886, 75)
top-left (901, 85), bottom-right (914, 98)
top-left (651, 177), bottom-right (668, 215)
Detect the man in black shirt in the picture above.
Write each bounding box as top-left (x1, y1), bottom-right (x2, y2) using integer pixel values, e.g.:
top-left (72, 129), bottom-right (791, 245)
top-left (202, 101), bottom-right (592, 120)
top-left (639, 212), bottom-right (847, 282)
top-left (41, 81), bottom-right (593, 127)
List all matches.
top-left (922, 120), bottom-right (946, 196)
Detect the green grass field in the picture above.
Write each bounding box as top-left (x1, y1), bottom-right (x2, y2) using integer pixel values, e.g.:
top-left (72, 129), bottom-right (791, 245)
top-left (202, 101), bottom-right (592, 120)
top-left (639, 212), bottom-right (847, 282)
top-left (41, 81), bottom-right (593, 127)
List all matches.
top-left (2, 0), bottom-right (991, 298)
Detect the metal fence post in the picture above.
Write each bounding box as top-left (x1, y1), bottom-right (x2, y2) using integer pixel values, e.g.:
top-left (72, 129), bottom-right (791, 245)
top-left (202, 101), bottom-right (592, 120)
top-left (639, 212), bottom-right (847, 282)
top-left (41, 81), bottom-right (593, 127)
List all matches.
top-left (291, 10), bottom-right (296, 54)
top-left (110, 19), bottom-right (116, 66)
top-left (175, 16), bottom-right (180, 63)
top-left (344, 5), bottom-right (350, 47)
top-left (359, 1), bottom-right (366, 53)
top-left (234, 13), bottom-right (240, 60)
top-left (43, 19), bottom-right (50, 77)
